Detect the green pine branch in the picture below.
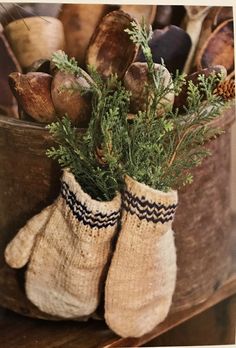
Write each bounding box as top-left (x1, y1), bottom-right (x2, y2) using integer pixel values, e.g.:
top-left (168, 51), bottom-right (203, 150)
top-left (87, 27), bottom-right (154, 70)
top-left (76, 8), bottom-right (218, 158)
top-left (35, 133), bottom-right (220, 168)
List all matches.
top-left (48, 51), bottom-right (130, 201)
top-left (123, 20), bottom-right (227, 191)
top-left (47, 22), bottom-right (228, 198)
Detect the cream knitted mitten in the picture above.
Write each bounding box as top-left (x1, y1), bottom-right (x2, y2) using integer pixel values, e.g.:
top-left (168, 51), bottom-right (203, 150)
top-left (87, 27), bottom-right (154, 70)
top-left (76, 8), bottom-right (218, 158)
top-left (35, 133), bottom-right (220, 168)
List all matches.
top-left (105, 176), bottom-right (178, 337)
top-left (5, 170), bottom-right (121, 319)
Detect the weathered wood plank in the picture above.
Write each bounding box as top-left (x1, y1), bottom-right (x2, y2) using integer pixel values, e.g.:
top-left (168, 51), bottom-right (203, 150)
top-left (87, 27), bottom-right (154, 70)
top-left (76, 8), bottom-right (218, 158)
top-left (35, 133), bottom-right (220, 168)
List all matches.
top-left (144, 295), bottom-right (236, 346)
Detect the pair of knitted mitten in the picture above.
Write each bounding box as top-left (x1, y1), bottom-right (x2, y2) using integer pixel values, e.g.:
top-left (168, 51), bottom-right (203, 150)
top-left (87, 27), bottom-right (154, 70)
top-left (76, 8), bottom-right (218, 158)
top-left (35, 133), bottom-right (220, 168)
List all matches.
top-left (105, 176), bottom-right (178, 338)
top-left (5, 170), bottom-right (121, 319)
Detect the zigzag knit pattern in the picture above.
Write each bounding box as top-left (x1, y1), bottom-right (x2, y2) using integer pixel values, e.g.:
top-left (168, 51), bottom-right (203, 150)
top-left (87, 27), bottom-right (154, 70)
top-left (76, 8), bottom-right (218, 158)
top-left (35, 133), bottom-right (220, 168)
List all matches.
top-left (61, 182), bottom-right (120, 228)
top-left (122, 190), bottom-right (177, 224)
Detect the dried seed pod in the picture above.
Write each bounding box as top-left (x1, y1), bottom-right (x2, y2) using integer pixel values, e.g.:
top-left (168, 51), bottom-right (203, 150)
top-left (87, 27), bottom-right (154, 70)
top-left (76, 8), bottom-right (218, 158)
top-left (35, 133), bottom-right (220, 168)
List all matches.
top-left (86, 10), bottom-right (138, 79)
top-left (195, 19), bottom-right (234, 75)
top-left (174, 65), bottom-right (227, 110)
top-left (8, 72), bottom-right (56, 123)
top-left (153, 5), bottom-right (172, 29)
top-left (214, 79), bottom-right (235, 100)
top-left (4, 17), bottom-right (65, 69)
top-left (51, 70), bottom-right (92, 127)
top-left (193, 6), bottom-right (233, 68)
top-left (119, 5), bottom-right (156, 25)
top-left (0, 28), bottom-right (21, 118)
top-left (135, 26), bottom-right (191, 74)
top-left (183, 6), bottom-right (211, 74)
top-left (58, 4), bottom-right (110, 67)
top-left (124, 62), bottom-right (174, 116)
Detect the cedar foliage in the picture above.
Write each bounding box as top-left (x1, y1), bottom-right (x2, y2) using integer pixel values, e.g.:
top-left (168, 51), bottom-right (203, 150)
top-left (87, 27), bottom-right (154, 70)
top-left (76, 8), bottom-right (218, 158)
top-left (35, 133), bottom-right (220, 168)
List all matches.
top-left (47, 57), bottom-right (130, 201)
top-left (47, 21), bottom-right (227, 200)
top-left (123, 21), bottom-right (226, 191)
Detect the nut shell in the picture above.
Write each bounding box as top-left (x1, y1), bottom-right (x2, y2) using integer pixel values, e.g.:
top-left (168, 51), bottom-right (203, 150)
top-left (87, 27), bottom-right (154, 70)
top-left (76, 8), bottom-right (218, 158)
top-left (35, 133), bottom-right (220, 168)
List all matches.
top-left (174, 65), bottom-right (227, 110)
top-left (194, 7), bottom-right (233, 63)
top-left (51, 70), bottom-right (92, 127)
top-left (195, 19), bottom-right (234, 75)
top-left (135, 26), bottom-right (191, 74)
top-left (124, 62), bottom-right (174, 116)
top-left (8, 72), bottom-right (56, 123)
top-left (86, 10), bottom-right (138, 79)
top-left (59, 4), bottom-right (110, 67)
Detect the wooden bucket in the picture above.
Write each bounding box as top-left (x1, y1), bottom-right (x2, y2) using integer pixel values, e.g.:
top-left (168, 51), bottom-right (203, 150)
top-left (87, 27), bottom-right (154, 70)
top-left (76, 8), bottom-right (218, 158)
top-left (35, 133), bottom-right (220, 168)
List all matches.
top-left (171, 105), bottom-right (235, 311)
top-left (0, 105), bottom-right (235, 319)
top-left (0, 116), bottom-right (61, 319)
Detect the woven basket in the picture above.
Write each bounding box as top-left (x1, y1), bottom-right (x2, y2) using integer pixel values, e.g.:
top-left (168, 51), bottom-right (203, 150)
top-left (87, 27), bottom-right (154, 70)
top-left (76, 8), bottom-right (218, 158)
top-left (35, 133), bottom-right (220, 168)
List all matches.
top-left (0, 105), bottom-right (235, 318)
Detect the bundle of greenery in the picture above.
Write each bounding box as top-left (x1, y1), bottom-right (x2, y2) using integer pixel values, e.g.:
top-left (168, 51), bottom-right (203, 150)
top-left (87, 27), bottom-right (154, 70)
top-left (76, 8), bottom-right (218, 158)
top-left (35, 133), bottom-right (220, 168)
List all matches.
top-left (47, 21), bottom-right (228, 200)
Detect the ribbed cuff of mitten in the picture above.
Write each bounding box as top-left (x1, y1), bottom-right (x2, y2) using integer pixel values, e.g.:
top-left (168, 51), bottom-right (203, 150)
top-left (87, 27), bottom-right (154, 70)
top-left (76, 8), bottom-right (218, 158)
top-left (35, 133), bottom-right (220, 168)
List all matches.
top-left (60, 169), bottom-right (121, 237)
top-left (123, 175), bottom-right (178, 225)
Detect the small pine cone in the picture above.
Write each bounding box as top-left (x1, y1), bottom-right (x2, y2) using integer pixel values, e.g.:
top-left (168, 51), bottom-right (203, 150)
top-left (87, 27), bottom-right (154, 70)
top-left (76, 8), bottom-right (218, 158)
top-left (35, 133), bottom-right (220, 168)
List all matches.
top-left (214, 79), bottom-right (235, 100)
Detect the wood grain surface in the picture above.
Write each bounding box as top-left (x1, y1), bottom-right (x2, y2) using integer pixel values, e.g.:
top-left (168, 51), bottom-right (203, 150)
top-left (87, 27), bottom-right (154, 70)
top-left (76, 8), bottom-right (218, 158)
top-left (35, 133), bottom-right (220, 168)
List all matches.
top-left (145, 295), bottom-right (236, 346)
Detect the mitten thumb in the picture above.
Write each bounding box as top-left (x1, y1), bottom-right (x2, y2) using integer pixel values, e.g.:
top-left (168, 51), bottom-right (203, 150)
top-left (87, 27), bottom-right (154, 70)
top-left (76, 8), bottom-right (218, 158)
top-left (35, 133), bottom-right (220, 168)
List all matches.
top-left (5, 204), bottom-right (53, 269)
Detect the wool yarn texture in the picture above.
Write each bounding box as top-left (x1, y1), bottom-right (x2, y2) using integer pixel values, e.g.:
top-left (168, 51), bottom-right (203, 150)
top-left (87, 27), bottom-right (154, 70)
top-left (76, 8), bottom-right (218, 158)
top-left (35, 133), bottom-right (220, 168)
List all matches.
top-left (105, 175), bottom-right (178, 338)
top-left (5, 170), bottom-right (121, 319)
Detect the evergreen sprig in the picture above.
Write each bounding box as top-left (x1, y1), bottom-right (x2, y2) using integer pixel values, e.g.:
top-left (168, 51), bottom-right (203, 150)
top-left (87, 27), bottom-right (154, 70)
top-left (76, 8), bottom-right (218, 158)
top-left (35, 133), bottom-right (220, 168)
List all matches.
top-left (122, 20), bottom-right (227, 191)
top-left (52, 50), bottom-right (83, 77)
top-left (47, 22), bottom-right (228, 198)
top-left (47, 51), bottom-right (130, 201)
